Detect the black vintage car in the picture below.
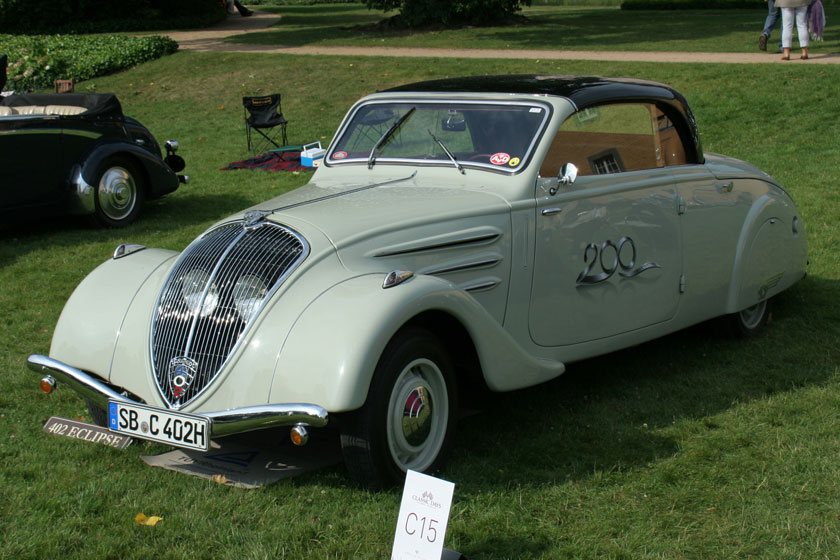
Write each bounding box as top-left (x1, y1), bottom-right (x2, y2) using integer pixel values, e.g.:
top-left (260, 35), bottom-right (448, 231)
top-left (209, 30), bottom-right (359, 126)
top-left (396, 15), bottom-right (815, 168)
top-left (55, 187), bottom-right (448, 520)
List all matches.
top-left (0, 57), bottom-right (186, 228)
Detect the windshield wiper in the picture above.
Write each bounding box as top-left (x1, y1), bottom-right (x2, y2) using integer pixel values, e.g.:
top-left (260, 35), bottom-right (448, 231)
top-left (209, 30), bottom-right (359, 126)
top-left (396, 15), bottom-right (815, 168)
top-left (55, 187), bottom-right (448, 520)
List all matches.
top-left (428, 129), bottom-right (465, 175)
top-left (367, 107), bottom-right (416, 169)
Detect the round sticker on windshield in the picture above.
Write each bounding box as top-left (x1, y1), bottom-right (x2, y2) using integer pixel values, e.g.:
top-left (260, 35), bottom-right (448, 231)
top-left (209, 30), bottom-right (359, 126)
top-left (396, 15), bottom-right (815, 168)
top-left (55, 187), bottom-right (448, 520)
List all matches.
top-left (333, 151), bottom-right (348, 160)
top-left (508, 157), bottom-right (521, 167)
top-left (490, 152), bottom-right (510, 165)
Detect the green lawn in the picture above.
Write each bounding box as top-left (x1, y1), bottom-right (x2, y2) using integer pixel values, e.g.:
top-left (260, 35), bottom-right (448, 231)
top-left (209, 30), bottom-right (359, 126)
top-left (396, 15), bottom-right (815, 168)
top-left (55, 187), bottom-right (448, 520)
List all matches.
top-left (227, 3), bottom-right (840, 54)
top-left (1, 51), bottom-right (839, 558)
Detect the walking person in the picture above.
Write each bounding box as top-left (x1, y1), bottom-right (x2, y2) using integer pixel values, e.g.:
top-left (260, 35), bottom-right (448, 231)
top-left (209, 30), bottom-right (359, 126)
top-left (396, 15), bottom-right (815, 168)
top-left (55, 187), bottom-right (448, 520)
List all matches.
top-left (777, 0), bottom-right (811, 60)
top-left (758, 0), bottom-right (782, 52)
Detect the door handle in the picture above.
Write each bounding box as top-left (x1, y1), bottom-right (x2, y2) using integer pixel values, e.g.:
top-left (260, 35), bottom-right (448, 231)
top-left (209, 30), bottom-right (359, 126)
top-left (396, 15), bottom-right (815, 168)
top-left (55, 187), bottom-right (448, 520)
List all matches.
top-left (542, 208), bottom-right (562, 216)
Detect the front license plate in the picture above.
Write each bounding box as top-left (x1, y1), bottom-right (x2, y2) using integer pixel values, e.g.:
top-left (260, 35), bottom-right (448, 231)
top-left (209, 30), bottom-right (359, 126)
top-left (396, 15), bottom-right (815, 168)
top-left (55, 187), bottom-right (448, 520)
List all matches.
top-left (108, 401), bottom-right (209, 451)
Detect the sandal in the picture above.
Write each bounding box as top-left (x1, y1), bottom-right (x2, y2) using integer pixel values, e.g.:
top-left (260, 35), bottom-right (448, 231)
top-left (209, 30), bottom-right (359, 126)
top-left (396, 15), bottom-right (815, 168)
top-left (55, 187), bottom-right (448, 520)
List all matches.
top-left (781, 55), bottom-right (790, 60)
top-left (800, 54), bottom-right (809, 60)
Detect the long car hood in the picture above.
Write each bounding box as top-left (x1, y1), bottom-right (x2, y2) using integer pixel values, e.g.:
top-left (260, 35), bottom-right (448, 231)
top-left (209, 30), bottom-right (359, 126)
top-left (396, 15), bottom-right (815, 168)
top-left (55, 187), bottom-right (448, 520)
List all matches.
top-left (234, 172), bottom-right (515, 266)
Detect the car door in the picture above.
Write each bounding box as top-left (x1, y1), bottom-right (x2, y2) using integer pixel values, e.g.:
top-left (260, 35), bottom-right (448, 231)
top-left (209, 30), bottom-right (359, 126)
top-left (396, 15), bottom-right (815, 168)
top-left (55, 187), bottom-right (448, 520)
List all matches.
top-left (0, 112), bottom-right (64, 212)
top-left (529, 102), bottom-right (684, 347)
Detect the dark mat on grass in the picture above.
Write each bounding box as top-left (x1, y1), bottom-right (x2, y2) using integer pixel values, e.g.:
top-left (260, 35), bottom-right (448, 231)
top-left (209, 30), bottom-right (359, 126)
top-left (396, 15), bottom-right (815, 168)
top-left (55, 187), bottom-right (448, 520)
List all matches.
top-left (221, 151), bottom-right (314, 173)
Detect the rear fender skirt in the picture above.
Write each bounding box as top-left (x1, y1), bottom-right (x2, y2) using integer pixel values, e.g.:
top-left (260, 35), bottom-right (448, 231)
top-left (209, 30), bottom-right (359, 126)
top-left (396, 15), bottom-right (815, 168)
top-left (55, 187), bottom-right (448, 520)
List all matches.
top-left (727, 192), bottom-right (807, 312)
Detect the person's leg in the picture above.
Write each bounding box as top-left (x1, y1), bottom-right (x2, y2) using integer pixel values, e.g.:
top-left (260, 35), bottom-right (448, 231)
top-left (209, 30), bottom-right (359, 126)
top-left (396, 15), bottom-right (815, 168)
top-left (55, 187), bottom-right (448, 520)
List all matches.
top-left (760, 0), bottom-right (781, 51)
top-left (795, 5), bottom-right (810, 58)
top-left (781, 7), bottom-right (794, 59)
top-left (233, 0), bottom-right (252, 16)
top-left (762, 0), bottom-right (779, 36)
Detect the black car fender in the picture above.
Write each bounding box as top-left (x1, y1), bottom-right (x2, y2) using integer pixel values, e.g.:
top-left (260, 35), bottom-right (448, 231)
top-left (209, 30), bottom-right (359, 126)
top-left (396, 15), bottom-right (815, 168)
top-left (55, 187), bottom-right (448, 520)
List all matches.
top-left (70, 140), bottom-right (180, 213)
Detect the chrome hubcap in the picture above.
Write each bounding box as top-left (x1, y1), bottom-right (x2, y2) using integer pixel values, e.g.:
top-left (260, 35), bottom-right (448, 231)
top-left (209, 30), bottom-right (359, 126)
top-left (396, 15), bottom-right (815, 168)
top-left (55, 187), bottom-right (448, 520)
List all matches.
top-left (98, 167), bottom-right (136, 220)
top-left (386, 358), bottom-right (448, 472)
top-left (739, 300), bottom-right (767, 330)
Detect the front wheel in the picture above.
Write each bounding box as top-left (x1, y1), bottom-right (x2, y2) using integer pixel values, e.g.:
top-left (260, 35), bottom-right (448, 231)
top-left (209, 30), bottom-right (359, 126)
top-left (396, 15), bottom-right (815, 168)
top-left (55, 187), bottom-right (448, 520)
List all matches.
top-left (340, 328), bottom-right (458, 488)
top-left (85, 398), bottom-right (108, 427)
top-left (90, 156), bottom-right (145, 228)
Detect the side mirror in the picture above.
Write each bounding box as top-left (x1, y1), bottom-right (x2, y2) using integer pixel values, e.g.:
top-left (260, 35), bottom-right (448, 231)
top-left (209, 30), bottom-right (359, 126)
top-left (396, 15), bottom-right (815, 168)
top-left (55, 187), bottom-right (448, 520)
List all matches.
top-left (550, 162), bottom-right (578, 195)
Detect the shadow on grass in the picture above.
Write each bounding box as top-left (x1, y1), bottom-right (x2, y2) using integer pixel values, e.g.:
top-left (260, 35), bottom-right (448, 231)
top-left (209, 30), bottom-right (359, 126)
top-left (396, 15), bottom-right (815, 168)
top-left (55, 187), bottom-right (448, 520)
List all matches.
top-left (444, 277), bottom-right (836, 491)
top-left (226, 7), bottom-right (767, 51)
top-left (0, 192), bottom-right (252, 267)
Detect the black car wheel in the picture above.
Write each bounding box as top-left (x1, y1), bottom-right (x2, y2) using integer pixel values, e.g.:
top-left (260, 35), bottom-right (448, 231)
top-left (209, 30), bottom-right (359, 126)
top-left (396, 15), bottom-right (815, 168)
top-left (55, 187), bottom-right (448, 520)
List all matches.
top-left (340, 327), bottom-right (458, 487)
top-left (91, 156), bottom-right (145, 228)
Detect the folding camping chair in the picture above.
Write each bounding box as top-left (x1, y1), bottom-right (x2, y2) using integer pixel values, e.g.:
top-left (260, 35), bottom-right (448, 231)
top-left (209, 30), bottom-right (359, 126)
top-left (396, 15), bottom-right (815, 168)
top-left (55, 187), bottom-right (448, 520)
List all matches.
top-left (243, 94), bottom-right (289, 154)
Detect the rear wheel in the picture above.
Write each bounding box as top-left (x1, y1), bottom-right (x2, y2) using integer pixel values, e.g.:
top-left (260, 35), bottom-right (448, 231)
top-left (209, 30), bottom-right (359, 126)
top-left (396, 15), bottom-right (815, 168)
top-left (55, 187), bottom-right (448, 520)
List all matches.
top-left (728, 298), bottom-right (772, 337)
top-left (90, 156), bottom-right (145, 228)
top-left (340, 328), bottom-right (458, 488)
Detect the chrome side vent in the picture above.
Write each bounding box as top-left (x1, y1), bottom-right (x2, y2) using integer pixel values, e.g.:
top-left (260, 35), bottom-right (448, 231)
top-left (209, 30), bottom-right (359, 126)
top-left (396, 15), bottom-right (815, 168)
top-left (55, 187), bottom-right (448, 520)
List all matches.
top-left (150, 220), bottom-right (309, 408)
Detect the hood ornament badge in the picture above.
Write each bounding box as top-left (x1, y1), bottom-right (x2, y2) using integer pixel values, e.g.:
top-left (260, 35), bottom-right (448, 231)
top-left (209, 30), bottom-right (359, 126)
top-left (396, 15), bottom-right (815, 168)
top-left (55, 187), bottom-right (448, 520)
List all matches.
top-left (243, 210), bottom-right (271, 230)
top-left (168, 356), bottom-right (198, 400)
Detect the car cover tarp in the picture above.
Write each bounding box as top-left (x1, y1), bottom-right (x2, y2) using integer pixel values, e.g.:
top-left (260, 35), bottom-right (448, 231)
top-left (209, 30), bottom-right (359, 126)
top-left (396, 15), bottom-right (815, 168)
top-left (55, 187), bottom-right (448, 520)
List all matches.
top-left (0, 93), bottom-right (123, 119)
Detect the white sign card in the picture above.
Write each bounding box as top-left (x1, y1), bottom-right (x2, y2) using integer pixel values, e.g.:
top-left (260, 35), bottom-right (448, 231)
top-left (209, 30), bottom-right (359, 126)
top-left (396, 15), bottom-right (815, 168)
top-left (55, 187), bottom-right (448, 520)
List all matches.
top-left (392, 470), bottom-right (455, 560)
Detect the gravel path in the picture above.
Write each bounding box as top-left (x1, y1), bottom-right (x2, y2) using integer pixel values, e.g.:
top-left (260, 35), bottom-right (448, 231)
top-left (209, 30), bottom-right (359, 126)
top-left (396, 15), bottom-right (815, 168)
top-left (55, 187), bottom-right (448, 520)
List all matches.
top-left (163, 10), bottom-right (840, 64)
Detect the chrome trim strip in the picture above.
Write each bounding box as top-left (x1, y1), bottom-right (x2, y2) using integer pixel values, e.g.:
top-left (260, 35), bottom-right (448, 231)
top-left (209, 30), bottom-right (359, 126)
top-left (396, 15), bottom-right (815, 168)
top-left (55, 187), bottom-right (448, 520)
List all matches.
top-left (374, 232), bottom-right (501, 257)
top-left (63, 129), bottom-right (102, 140)
top-left (113, 243), bottom-right (146, 260)
top-left (463, 279), bottom-right (500, 292)
top-left (27, 355), bottom-right (329, 436)
top-left (424, 257), bottom-right (501, 276)
top-left (266, 172), bottom-right (417, 215)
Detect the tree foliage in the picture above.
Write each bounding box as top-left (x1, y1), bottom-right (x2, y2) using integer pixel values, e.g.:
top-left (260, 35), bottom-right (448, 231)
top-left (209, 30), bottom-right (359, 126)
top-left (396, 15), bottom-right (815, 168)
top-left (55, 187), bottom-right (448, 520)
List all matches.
top-left (0, 0), bottom-right (222, 34)
top-left (364, 0), bottom-right (532, 28)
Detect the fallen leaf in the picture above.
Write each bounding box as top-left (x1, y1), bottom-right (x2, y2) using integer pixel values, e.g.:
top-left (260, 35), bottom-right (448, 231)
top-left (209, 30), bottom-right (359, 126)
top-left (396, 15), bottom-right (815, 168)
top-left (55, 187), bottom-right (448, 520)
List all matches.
top-left (212, 474), bottom-right (228, 485)
top-left (135, 513), bottom-right (163, 526)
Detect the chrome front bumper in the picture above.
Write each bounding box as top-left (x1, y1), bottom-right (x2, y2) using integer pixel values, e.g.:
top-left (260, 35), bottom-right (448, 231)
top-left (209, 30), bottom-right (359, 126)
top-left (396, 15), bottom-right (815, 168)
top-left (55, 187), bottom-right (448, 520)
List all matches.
top-left (26, 354), bottom-right (329, 439)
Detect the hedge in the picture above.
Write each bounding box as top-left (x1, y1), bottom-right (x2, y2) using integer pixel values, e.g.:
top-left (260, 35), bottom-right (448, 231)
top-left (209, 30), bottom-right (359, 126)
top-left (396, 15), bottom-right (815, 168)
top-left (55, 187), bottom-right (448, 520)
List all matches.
top-left (1, 34), bottom-right (178, 92)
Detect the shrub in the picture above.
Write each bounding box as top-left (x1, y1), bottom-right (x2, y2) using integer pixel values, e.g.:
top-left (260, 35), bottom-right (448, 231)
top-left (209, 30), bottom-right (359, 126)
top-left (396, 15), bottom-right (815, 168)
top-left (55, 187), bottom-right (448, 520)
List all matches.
top-left (1, 35), bottom-right (178, 92)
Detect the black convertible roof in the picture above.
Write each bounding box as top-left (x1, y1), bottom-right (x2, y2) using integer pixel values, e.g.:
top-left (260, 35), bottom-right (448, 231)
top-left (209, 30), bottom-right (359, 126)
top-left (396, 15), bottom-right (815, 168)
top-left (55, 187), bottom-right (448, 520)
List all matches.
top-left (385, 74), bottom-right (683, 109)
top-left (384, 74), bottom-right (703, 163)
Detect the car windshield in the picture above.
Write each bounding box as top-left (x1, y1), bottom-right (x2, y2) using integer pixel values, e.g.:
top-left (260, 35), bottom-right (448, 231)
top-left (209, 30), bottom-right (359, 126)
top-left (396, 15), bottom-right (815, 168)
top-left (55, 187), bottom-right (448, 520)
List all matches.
top-left (327, 101), bottom-right (550, 172)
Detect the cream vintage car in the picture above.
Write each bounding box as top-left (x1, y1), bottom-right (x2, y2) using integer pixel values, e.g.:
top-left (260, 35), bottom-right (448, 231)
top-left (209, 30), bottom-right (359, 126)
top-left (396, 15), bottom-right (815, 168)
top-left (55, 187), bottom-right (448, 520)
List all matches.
top-left (29, 75), bottom-right (807, 487)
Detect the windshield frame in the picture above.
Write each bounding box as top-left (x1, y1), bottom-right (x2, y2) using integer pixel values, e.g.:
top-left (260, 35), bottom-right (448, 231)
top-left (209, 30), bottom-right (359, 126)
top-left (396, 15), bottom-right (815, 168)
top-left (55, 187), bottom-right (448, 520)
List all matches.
top-left (324, 98), bottom-right (553, 174)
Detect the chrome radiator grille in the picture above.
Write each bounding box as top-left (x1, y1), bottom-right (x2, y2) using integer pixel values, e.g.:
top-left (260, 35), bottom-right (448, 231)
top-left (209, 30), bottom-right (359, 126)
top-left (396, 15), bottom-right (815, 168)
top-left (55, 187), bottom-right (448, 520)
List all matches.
top-left (151, 218), bottom-right (308, 408)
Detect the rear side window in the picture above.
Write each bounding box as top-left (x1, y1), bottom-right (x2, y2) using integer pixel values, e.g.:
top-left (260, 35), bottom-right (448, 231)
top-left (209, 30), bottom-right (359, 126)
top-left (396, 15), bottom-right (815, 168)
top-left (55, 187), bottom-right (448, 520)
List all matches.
top-left (539, 103), bottom-right (689, 178)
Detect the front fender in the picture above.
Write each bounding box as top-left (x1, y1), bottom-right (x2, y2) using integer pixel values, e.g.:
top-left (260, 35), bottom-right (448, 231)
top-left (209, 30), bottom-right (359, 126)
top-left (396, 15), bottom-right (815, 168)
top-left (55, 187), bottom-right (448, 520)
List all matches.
top-left (269, 273), bottom-right (565, 412)
top-left (49, 248), bottom-right (178, 381)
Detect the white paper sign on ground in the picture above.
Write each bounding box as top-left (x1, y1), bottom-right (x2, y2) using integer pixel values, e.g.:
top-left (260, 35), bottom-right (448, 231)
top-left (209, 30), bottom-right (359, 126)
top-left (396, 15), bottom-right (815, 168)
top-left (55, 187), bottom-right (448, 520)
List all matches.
top-left (392, 470), bottom-right (455, 560)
